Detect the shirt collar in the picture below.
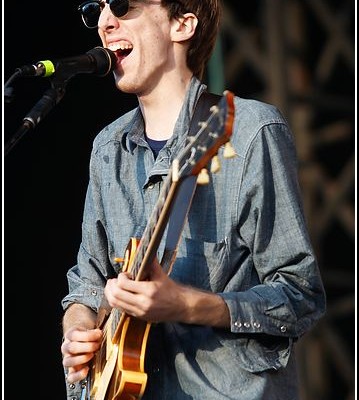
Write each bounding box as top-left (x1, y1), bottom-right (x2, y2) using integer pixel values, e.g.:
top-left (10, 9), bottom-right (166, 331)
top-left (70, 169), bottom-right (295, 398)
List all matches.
top-left (121, 77), bottom-right (208, 154)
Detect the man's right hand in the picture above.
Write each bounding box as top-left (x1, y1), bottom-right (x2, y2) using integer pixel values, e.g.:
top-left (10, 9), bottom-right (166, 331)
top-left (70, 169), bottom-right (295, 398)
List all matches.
top-left (61, 326), bottom-right (102, 383)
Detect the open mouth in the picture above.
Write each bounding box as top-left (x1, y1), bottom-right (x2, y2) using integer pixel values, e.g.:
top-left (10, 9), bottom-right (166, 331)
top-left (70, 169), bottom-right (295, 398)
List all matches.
top-left (108, 41), bottom-right (133, 62)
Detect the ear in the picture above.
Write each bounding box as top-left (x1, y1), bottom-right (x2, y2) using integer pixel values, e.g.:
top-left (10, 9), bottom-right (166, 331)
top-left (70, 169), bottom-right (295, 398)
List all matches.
top-left (170, 13), bottom-right (198, 43)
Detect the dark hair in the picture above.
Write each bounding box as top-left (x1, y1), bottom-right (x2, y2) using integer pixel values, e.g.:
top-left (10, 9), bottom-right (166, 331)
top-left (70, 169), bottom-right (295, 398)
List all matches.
top-left (162, 0), bottom-right (222, 79)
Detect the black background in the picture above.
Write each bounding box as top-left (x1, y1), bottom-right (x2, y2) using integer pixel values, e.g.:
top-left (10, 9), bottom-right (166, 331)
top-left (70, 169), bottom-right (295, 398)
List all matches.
top-left (4, 1), bottom-right (355, 400)
top-left (4, 2), bottom-right (138, 398)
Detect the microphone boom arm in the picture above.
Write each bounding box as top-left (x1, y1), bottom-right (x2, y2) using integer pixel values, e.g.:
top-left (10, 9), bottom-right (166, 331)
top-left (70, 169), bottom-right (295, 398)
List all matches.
top-left (4, 80), bottom-right (66, 156)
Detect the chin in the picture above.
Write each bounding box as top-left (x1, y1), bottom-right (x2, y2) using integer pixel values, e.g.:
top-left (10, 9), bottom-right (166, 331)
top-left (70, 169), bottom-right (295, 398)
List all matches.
top-left (113, 73), bottom-right (128, 92)
top-left (115, 81), bottom-right (138, 95)
top-left (114, 74), bottom-right (140, 94)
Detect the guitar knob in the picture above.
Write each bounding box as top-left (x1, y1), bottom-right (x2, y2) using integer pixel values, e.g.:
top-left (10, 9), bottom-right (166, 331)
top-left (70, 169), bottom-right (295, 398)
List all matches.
top-left (210, 155), bottom-right (221, 173)
top-left (223, 142), bottom-right (236, 158)
top-left (197, 168), bottom-right (210, 185)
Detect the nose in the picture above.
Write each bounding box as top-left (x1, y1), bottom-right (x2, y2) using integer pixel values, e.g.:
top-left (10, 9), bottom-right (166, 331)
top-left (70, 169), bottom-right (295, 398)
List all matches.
top-left (98, 3), bottom-right (120, 30)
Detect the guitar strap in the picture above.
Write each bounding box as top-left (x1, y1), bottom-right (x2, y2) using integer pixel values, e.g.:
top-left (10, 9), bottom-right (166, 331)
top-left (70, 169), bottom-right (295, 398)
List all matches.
top-left (161, 91), bottom-right (222, 273)
top-left (189, 92), bottom-right (223, 137)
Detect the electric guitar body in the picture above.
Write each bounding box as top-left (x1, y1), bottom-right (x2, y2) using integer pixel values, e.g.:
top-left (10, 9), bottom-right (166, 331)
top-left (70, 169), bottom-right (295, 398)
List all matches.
top-left (88, 238), bottom-right (151, 400)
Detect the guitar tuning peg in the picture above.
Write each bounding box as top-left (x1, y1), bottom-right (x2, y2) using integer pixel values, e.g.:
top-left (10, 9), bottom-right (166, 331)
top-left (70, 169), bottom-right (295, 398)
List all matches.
top-left (223, 142), bottom-right (236, 159)
top-left (210, 155), bottom-right (221, 173)
top-left (198, 121), bottom-right (208, 129)
top-left (197, 168), bottom-right (210, 185)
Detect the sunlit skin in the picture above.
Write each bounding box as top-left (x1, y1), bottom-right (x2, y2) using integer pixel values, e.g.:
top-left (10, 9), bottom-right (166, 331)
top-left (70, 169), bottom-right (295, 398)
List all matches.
top-left (98, 1), bottom-right (196, 139)
top-left (61, 2), bottom-right (230, 385)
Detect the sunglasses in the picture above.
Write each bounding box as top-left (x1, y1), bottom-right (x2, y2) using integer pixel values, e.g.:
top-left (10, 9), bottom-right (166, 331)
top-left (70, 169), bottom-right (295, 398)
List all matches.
top-left (78, 0), bottom-right (185, 29)
top-left (78, 0), bottom-right (133, 29)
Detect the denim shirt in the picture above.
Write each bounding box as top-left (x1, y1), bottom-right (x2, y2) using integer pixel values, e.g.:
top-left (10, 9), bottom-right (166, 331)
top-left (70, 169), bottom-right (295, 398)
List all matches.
top-left (62, 77), bottom-right (326, 399)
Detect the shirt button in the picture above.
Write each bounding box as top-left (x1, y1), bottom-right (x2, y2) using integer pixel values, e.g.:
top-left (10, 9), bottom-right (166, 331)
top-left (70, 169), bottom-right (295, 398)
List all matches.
top-left (91, 289), bottom-right (97, 296)
top-left (234, 321), bottom-right (242, 328)
top-left (69, 383), bottom-right (76, 389)
top-left (280, 325), bottom-right (287, 333)
top-left (244, 322), bottom-right (250, 328)
top-left (253, 322), bottom-right (261, 329)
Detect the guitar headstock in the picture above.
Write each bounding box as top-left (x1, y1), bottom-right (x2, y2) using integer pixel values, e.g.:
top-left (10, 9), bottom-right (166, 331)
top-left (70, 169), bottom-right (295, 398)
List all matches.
top-left (172, 90), bottom-right (235, 184)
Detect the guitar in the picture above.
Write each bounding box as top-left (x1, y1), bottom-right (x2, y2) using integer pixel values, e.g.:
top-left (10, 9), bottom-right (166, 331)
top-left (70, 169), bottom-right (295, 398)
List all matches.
top-left (82, 90), bottom-right (235, 400)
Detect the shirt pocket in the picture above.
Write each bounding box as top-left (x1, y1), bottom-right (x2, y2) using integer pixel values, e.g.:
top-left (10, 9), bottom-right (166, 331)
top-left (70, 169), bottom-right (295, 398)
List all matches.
top-left (170, 237), bottom-right (229, 291)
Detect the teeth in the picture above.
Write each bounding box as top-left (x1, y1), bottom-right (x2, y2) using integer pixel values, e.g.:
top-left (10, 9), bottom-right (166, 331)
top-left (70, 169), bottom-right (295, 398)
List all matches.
top-left (108, 41), bottom-right (133, 52)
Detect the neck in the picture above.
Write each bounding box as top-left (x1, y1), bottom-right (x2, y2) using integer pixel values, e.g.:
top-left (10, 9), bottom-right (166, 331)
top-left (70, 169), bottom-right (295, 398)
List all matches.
top-left (138, 73), bottom-right (193, 141)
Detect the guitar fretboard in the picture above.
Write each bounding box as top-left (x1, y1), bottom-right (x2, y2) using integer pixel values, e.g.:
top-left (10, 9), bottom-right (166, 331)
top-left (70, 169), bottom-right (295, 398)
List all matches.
top-left (130, 169), bottom-right (174, 280)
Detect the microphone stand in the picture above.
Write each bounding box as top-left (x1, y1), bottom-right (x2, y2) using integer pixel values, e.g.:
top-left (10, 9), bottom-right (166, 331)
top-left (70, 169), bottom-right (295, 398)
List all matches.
top-left (4, 78), bottom-right (67, 156)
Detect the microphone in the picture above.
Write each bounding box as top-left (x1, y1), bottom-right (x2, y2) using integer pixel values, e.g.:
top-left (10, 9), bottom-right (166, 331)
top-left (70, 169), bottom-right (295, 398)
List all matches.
top-left (15, 47), bottom-right (117, 79)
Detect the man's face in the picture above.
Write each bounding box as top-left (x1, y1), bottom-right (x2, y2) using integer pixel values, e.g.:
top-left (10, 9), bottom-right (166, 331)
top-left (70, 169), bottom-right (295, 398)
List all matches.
top-left (98, 1), bottom-right (177, 95)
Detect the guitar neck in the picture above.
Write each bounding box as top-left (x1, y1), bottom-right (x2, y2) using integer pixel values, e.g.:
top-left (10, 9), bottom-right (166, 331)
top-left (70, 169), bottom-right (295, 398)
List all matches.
top-left (130, 169), bottom-right (179, 281)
